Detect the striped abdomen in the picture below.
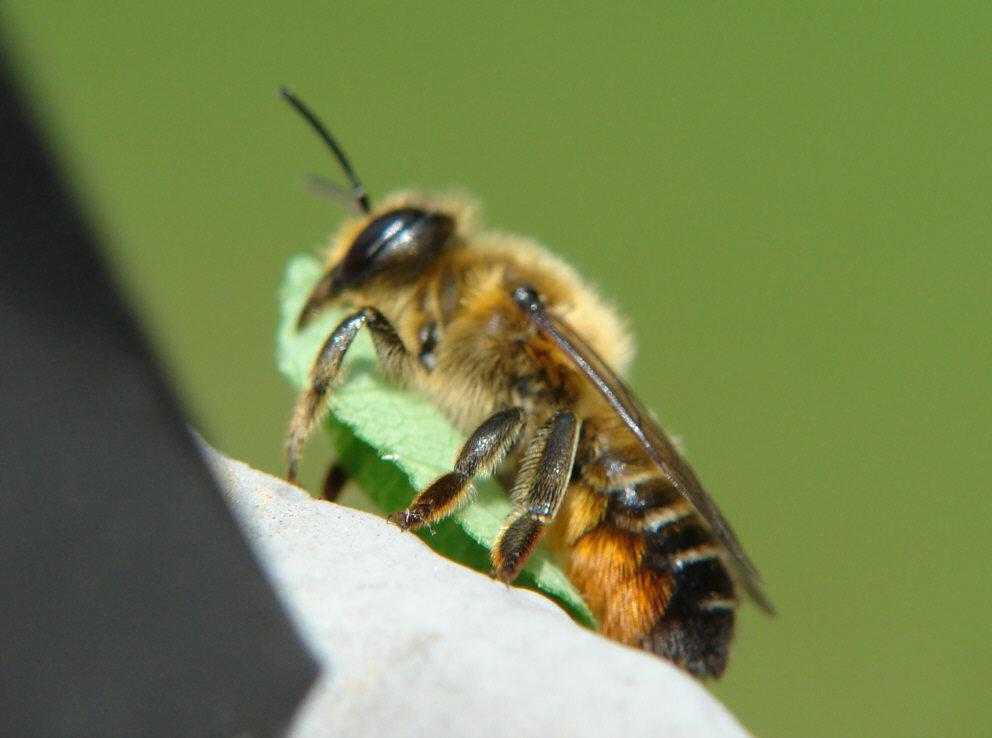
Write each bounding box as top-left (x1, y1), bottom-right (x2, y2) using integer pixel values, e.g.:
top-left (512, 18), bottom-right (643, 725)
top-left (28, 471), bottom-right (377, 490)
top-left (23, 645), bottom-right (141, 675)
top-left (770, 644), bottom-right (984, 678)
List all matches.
top-left (551, 443), bottom-right (737, 678)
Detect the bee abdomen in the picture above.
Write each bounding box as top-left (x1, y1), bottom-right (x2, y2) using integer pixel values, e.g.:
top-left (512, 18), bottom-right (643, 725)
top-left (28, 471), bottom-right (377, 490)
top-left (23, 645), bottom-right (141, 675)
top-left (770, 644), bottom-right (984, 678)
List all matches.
top-left (640, 513), bottom-right (736, 677)
top-left (553, 473), bottom-right (737, 678)
top-left (609, 479), bottom-right (737, 678)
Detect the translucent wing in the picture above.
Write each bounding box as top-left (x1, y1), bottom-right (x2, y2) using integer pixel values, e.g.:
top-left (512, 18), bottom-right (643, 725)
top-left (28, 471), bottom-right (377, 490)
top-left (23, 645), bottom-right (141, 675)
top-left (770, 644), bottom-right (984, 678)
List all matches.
top-left (513, 287), bottom-right (773, 614)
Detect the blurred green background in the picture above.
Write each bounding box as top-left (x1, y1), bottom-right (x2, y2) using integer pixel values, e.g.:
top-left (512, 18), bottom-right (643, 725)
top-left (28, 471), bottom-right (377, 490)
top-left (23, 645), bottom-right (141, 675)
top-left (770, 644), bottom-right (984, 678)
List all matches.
top-left (5, 3), bottom-right (989, 736)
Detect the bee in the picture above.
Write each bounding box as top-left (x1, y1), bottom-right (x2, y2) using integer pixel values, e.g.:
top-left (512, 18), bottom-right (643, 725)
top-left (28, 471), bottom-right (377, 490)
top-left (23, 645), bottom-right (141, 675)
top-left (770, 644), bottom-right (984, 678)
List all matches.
top-left (280, 89), bottom-right (773, 678)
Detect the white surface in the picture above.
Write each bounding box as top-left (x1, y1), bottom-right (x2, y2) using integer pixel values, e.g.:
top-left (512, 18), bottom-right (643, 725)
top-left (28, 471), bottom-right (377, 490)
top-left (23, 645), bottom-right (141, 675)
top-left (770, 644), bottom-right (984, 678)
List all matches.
top-left (205, 447), bottom-right (753, 738)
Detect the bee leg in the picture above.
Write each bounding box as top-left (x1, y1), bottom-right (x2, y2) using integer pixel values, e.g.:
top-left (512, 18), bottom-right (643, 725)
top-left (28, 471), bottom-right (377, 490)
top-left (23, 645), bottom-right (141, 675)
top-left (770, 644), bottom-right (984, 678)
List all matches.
top-left (321, 462), bottom-right (349, 502)
top-left (389, 407), bottom-right (526, 531)
top-left (285, 307), bottom-right (412, 483)
top-left (492, 410), bottom-right (581, 584)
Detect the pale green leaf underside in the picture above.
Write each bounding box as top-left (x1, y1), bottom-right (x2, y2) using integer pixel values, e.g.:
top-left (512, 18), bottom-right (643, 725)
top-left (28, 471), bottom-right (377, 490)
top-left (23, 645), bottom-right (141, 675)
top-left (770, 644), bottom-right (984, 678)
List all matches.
top-left (276, 255), bottom-right (594, 627)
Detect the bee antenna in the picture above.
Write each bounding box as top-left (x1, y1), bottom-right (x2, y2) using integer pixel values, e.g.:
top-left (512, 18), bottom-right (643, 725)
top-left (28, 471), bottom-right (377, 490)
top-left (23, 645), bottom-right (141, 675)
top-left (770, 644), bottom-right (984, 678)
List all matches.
top-left (279, 87), bottom-right (371, 214)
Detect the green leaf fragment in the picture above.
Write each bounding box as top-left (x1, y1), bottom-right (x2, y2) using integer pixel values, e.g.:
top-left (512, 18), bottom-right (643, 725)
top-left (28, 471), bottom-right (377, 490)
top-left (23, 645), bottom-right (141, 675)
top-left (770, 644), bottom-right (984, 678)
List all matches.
top-left (276, 254), bottom-right (595, 628)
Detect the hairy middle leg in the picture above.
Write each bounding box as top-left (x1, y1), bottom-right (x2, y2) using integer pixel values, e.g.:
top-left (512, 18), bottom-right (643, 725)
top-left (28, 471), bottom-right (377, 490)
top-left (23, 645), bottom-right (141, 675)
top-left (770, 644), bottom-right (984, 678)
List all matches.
top-left (390, 407), bottom-right (526, 530)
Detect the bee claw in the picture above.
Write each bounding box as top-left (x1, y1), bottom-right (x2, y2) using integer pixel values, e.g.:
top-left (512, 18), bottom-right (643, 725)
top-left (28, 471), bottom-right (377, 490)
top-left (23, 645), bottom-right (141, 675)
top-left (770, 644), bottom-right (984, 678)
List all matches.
top-left (388, 510), bottom-right (421, 531)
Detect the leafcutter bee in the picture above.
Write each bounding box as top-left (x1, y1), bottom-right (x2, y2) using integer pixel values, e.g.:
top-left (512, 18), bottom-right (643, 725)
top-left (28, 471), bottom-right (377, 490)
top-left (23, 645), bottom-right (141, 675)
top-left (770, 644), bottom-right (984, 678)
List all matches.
top-left (280, 89), bottom-right (772, 678)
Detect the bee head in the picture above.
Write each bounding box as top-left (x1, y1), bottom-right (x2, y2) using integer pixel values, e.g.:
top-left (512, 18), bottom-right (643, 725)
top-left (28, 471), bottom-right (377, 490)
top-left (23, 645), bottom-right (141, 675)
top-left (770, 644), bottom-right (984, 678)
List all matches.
top-left (296, 205), bottom-right (456, 327)
top-left (282, 89), bottom-right (459, 326)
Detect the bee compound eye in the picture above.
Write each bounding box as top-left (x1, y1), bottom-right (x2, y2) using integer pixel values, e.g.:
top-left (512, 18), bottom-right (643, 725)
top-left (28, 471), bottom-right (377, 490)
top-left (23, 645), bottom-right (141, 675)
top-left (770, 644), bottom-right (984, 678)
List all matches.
top-left (337, 208), bottom-right (453, 288)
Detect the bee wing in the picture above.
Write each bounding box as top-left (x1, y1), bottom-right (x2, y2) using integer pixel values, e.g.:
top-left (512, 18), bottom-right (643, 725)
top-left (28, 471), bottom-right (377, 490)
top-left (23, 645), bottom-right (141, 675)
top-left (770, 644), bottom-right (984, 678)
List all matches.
top-left (513, 287), bottom-right (773, 614)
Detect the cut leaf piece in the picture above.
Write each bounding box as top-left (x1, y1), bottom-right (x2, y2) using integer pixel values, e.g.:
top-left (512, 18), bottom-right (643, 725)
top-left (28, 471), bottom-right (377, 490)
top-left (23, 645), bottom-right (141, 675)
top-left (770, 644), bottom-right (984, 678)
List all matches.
top-left (276, 254), bottom-right (595, 628)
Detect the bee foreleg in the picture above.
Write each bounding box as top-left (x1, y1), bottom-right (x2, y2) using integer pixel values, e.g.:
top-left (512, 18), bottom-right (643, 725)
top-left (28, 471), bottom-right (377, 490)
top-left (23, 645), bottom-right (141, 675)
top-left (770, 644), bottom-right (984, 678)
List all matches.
top-left (285, 307), bottom-right (412, 483)
top-left (492, 410), bottom-right (581, 583)
top-left (389, 407), bottom-right (526, 531)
